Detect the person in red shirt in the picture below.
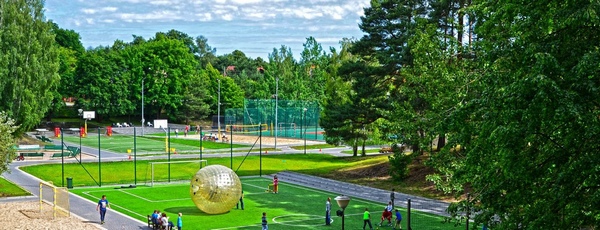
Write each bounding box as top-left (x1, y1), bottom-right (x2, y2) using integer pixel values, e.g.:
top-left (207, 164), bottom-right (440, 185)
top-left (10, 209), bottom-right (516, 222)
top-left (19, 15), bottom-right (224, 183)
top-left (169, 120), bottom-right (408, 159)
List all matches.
top-left (273, 175), bottom-right (279, 194)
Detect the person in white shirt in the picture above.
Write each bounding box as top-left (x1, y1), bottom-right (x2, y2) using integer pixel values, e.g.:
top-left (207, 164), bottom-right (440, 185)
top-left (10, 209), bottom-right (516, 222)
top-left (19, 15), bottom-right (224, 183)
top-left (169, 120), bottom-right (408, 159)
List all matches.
top-left (325, 197), bottom-right (331, 225)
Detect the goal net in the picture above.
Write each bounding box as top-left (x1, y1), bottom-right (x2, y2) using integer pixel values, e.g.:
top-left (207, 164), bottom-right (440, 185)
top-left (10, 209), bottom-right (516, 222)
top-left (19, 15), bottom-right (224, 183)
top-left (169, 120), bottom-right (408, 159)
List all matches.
top-left (150, 160), bottom-right (208, 187)
top-left (277, 123), bottom-right (296, 136)
top-left (39, 181), bottom-right (70, 218)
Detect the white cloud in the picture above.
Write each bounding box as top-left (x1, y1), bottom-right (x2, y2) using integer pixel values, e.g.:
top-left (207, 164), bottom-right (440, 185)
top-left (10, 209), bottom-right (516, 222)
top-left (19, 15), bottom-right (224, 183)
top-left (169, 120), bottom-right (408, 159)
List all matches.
top-left (230, 0), bottom-right (264, 4)
top-left (221, 14), bottom-right (234, 21)
top-left (101, 7), bottom-right (118, 12)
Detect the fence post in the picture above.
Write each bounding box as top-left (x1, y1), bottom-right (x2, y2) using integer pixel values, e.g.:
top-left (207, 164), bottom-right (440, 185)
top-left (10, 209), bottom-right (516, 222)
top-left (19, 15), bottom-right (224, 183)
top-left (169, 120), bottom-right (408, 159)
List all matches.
top-left (466, 193), bottom-right (470, 230)
top-left (407, 198), bottom-right (411, 230)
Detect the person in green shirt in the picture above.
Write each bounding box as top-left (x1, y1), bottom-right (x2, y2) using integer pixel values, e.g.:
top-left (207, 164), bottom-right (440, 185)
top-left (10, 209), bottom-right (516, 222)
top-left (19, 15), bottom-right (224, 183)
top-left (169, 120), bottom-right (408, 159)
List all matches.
top-left (363, 208), bottom-right (373, 230)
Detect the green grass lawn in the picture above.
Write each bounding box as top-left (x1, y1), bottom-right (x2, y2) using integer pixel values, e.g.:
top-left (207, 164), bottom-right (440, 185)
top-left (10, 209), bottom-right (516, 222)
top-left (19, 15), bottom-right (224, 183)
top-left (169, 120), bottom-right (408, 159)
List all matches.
top-left (290, 144), bottom-right (337, 150)
top-left (0, 177), bottom-right (30, 197)
top-left (71, 177), bottom-right (463, 230)
top-left (21, 154), bottom-right (377, 187)
top-left (60, 134), bottom-right (248, 154)
top-left (341, 149), bottom-right (381, 154)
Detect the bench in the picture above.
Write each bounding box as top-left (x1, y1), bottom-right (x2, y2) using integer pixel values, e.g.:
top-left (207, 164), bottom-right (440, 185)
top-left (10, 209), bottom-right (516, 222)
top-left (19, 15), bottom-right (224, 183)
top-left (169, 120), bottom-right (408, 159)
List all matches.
top-left (44, 145), bottom-right (63, 151)
top-left (21, 152), bottom-right (44, 158)
top-left (51, 152), bottom-right (70, 158)
top-left (68, 148), bottom-right (81, 157)
top-left (35, 135), bottom-right (53, 143)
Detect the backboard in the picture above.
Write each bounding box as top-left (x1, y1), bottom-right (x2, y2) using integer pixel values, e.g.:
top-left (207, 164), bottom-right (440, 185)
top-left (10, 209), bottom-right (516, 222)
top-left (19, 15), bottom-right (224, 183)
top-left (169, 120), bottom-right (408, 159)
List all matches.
top-left (83, 111), bottom-right (95, 120)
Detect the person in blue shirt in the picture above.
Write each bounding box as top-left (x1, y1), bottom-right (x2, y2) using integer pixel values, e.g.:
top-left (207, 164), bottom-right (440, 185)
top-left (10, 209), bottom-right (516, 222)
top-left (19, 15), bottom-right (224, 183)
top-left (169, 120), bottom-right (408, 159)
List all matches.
top-left (394, 209), bottom-right (402, 230)
top-left (95, 195), bottom-right (110, 224)
top-left (177, 212), bottom-right (183, 230)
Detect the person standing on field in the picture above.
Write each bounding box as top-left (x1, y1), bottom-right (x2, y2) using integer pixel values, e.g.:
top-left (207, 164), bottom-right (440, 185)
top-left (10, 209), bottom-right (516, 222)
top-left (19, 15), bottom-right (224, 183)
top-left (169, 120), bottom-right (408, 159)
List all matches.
top-left (96, 195), bottom-right (110, 224)
top-left (390, 188), bottom-right (396, 209)
top-left (272, 175), bottom-right (279, 194)
top-left (363, 208), bottom-right (373, 230)
top-left (325, 197), bottom-right (331, 225)
top-left (262, 212), bottom-right (268, 230)
top-left (177, 212), bottom-right (182, 230)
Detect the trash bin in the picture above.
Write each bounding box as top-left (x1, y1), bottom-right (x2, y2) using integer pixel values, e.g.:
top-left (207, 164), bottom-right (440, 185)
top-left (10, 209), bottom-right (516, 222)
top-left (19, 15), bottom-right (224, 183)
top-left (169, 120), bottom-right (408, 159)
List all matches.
top-left (66, 177), bottom-right (73, 189)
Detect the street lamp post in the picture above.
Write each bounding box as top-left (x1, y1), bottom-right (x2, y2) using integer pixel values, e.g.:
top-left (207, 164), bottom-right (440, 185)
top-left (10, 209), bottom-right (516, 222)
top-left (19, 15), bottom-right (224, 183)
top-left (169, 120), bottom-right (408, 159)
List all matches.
top-left (141, 78), bottom-right (145, 136)
top-left (275, 77), bottom-right (278, 149)
top-left (335, 195), bottom-right (351, 230)
top-left (218, 79), bottom-right (221, 138)
top-left (303, 107), bottom-right (307, 154)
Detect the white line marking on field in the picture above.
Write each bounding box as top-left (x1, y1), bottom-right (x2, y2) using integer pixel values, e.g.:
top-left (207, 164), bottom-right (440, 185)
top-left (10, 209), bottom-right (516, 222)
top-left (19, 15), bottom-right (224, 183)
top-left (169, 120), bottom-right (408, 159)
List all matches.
top-left (80, 191), bottom-right (147, 219)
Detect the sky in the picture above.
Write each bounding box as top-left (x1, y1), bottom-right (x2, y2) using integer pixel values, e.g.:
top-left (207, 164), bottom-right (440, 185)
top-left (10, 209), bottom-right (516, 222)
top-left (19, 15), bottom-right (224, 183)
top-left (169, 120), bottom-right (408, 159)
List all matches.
top-left (44, 0), bottom-right (371, 60)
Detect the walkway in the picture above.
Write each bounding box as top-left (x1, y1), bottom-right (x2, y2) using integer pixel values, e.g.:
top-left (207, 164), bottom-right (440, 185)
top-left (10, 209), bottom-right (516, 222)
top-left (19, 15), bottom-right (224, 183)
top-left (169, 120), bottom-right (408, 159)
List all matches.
top-left (1, 138), bottom-right (449, 229)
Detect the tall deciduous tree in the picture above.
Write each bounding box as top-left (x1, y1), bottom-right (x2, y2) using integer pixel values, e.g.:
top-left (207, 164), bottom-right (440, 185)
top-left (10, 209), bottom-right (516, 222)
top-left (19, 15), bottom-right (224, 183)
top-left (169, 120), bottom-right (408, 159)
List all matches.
top-left (0, 112), bottom-right (18, 174)
top-left (429, 0), bottom-right (600, 228)
top-left (0, 0), bottom-right (59, 133)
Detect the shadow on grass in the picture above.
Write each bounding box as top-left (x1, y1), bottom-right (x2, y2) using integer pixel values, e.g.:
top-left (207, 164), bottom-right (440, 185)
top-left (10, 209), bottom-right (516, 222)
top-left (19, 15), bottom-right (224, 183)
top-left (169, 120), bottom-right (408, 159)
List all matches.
top-left (164, 206), bottom-right (231, 217)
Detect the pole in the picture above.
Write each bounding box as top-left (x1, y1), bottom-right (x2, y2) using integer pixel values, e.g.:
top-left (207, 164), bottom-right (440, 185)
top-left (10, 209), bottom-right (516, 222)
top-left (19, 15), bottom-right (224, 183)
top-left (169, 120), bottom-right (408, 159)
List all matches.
top-left (79, 126), bottom-right (82, 164)
top-left (259, 124), bottom-right (262, 177)
top-left (466, 193), bottom-right (471, 230)
top-left (168, 127), bottom-right (171, 182)
top-left (230, 122), bottom-right (233, 168)
top-left (98, 128), bottom-right (101, 187)
top-left (275, 77), bottom-right (278, 149)
top-left (341, 207), bottom-right (345, 230)
top-left (61, 128), bottom-right (64, 187)
top-left (200, 126), bottom-right (203, 160)
top-left (218, 79), bottom-right (221, 139)
top-left (84, 119), bottom-right (87, 135)
top-left (141, 78), bottom-right (145, 136)
top-left (134, 127), bottom-right (137, 185)
top-left (303, 108), bottom-right (307, 154)
top-left (407, 198), bottom-right (411, 230)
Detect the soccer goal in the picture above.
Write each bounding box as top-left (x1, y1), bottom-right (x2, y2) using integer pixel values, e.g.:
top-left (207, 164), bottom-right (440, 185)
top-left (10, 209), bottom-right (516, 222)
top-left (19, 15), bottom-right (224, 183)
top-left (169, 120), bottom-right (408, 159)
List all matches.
top-left (39, 181), bottom-right (70, 218)
top-left (277, 123), bottom-right (296, 137)
top-left (150, 160), bottom-right (208, 187)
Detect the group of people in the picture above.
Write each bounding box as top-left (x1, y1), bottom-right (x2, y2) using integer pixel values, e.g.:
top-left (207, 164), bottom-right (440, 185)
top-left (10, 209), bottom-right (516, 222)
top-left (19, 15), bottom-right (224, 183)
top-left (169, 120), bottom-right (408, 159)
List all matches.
top-left (353, 188), bottom-right (403, 230)
top-left (150, 210), bottom-right (182, 230)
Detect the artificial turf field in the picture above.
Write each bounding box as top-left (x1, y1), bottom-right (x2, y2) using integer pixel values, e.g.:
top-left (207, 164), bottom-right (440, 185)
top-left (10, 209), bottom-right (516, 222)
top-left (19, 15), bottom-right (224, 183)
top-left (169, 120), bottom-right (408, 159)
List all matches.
top-left (71, 177), bottom-right (467, 230)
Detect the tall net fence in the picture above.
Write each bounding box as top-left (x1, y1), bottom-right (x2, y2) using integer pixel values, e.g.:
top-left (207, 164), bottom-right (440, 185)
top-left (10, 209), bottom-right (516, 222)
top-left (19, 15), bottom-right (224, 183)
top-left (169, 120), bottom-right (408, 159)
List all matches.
top-left (225, 99), bottom-right (324, 140)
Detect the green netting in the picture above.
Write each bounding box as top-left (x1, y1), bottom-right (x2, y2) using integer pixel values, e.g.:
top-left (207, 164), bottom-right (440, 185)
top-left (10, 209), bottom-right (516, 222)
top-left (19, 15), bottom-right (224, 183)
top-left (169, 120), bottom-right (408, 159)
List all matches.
top-left (225, 99), bottom-right (324, 140)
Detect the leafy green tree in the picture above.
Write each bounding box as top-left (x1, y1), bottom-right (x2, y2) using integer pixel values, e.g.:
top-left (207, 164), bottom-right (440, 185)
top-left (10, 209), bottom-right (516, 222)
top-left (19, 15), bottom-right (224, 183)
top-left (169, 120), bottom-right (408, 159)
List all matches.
top-left (428, 0), bottom-right (600, 228)
top-left (46, 22), bottom-right (85, 120)
top-left (203, 64), bottom-right (244, 117)
top-left (0, 112), bottom-right (18, 174)
top-left (299, 37), bottom-right (330, 103)
top-left (195, 35), bottom-right (218, 68)
top-left (75, 47), bottom-right (132, 120)
top-left (175, 73), bottom-right (211, 124)
top-left (0, 0), bottom-right (60, 133)
top-left (137, 37), bottom-right (198, 120)
top-left (49, 21), bottom-right (85, 54)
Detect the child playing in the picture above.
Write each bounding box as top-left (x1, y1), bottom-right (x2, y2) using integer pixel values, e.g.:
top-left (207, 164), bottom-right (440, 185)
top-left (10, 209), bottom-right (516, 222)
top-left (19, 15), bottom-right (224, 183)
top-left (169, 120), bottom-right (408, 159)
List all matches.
top-left (394, 209), bottom-right (402, 229)
top-left (272, 175), bottom-right (279, 194)
top-left (378, 208), bottom-right (392, 226)
top-left (262, 212), bottom-right (268, 230)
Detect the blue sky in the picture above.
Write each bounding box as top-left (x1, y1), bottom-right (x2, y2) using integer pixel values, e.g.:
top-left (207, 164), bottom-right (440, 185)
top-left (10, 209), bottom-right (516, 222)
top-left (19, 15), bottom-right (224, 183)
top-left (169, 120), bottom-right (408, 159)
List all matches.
top-left (44, 0), bottom-right (370, 60)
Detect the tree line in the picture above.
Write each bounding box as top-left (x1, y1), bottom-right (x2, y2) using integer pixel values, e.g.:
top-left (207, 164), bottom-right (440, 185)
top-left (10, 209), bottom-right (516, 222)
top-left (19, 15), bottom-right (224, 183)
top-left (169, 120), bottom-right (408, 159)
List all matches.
top-left (1, 0), bottom-right (599, 228)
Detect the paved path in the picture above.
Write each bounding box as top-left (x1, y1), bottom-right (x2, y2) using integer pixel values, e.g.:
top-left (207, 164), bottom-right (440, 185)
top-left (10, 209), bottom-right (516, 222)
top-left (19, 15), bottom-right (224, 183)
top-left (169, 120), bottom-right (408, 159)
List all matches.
top-left (1, 138), bottom-right (449, 230)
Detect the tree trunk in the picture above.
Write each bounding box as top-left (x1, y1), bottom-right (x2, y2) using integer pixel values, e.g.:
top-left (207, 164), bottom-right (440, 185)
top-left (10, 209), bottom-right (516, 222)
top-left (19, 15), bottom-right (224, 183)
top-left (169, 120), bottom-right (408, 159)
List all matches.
top-left (437, 133), bottom-right (446, 151)
top-left (361, 139), bottom-right (366, 156)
